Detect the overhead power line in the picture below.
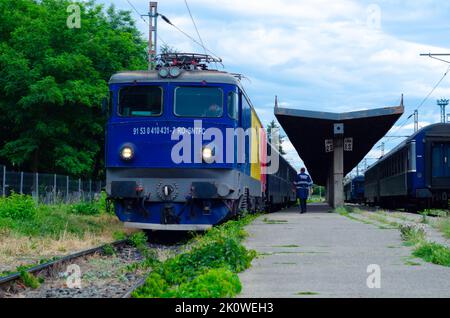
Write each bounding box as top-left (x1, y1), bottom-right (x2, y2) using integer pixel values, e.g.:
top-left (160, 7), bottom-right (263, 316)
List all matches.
top-left (183, 0), bottom-right (208, 56)
top-left (125, 0), bottom-right (168, 47)
top-left (159, 13), bottom-right (223, 64)
top-left (388, 63), bottom-right (450, 138)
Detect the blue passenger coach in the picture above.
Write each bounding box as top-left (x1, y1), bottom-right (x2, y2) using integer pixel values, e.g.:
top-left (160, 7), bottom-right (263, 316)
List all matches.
top-left (365, 123), bottom-right (450, 210)
top-left (344, 176), bottom-right (365, 203)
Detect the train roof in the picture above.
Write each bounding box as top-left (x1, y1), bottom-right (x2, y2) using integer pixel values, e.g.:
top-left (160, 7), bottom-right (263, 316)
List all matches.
top-left (367, 123), bottom-right (450, 171)
top-left (344, 175), bottom-right (364, 186)
top-left (109, 70), bottom-right (242, 86)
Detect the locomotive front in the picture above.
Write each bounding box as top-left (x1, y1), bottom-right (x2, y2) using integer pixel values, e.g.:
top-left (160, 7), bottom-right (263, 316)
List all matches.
top-left (105, 54), bottom-right (266, 230)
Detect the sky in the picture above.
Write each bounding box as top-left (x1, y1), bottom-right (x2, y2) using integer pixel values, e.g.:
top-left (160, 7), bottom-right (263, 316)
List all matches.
top-left (98, 0), bottom-right (450, 175)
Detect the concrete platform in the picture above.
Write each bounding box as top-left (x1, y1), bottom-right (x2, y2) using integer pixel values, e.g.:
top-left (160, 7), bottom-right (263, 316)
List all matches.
top-left (238, 203), bottom-right (450, 298)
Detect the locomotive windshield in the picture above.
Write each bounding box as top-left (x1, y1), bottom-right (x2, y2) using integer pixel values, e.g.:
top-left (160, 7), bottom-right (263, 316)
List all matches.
top-left (119, 86), bottom-right (162, 117)
top-left (174, 86), bottom-right (223, 118)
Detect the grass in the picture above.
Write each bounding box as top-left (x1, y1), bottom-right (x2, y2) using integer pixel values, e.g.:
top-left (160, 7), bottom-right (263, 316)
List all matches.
top-left (0, 193), bottom-right (129, 273)
top-left (102, 244), bottom-right (116, 256)
top-left (435, 217), bottom-right (450, 239)
top-left (423, 209), bottom-right (448, 217)
top-left (404, 260), bottom-right (421, 266)
top-left (131, 215), bottom-right (257, 298)
top-left (19, 271), bottom-right (41, 289)
top-left (412, 242), bottom-right (450, 267)
top-left (296, 291), bottom-right (319, 295)
top-left (399, 224), bottom-right (426, 245)
top-left (338, 206), bottom-right (450, 268)
top-left (272, 244), bottom-right (300, 248)
top-left (398, 223), bottom-right (450, 267)
top-left (262, 217), bottom-right (288, 224)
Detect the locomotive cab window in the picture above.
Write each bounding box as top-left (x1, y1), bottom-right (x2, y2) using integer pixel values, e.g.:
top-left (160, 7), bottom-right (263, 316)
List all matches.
top-left (119, 86), bottom-right (162, 117)
top-left (174, 86), bottom-right (223, 118)
top-left (227, 91), bottom-right (239, 120)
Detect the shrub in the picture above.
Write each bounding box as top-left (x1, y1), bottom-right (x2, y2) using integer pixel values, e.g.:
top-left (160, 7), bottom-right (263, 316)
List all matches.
top-left (102, 244), bottom-right (116, 256)
top-left (130, 231), bottom-right (148, 249)
top-left (0, 193), bottom-right (37, 220)
top-left (132, 215), bottom-right (257, 298)
top-left (70, 202), bottom-right (100, 215)
top-left (96, 191), bottom-right (114, 214)
top-left (172, 268), bottom-right (241, 298)
top-left (399, 224), bottom-right (426, 245)
top-left (132, 272), bottom-right (169, 298)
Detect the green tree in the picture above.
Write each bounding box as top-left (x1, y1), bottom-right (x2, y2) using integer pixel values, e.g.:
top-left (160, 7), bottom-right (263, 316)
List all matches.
top-left (0, 0), bottom-right (147, 178)
top-left (266, 119), bottom-right (286, 155)
top-left (160, 44), bottom-right (180, 55)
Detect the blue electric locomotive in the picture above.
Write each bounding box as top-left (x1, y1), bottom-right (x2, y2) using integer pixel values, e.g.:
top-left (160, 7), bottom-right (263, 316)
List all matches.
top-left (105, 54), bottom-right (296, 230)
top-left (365, 123), bottom-right (450, 210)
top-left (344, 176), bottom-right (365, 203)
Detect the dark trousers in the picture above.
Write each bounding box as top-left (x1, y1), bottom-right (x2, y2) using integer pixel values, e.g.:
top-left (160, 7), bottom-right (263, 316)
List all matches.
top-left (299, 198), bottom-right (307, 213)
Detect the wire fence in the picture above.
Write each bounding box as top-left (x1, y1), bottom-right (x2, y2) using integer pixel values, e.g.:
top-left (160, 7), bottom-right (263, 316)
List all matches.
top-left (0, 165), bottom-right (104, 204)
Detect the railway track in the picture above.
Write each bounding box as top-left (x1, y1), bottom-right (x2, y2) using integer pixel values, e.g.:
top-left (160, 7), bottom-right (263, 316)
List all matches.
top-left (0, 239), bottom-right (133, 297)
top-left (0, 237), bottom-right (186, 298)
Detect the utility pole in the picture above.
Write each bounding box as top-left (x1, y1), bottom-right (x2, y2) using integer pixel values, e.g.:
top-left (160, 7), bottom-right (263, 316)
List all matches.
top-left (414, 109), bottom-right (419, 132)
top-left (437, 99), bottom-right (449, 123)
top-left (143, 2), bottom-right (158, 70)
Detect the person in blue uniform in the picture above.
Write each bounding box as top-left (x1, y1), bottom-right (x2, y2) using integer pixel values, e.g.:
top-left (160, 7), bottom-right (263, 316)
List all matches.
top-left (294, 168), bottom-right (313, 214)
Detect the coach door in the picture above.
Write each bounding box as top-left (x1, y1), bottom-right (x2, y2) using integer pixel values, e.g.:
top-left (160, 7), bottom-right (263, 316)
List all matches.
top-left (431, 142), bottom-right (450, 188)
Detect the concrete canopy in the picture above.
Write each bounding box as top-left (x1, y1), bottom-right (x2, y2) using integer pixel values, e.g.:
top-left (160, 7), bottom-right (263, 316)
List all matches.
top-left (275, 103), bottom-right (404, 186)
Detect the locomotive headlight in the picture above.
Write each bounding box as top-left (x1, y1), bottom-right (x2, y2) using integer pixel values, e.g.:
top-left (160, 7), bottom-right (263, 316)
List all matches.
top-left (120, 146), bottom-right (134, 161)
top-left (169, 67), bottom-right (181, 78)
top-left (202, 146), bottom-right (214, 163)
top-left (158, 68), bottom-right (169, 78)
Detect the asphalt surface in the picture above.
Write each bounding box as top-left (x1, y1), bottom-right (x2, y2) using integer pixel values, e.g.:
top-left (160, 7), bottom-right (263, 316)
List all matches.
top-left (238, 203), bottom-right (450, 298)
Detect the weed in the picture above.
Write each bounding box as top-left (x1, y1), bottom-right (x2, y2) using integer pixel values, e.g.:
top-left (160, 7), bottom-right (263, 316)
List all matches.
top-left (404, 260), bottom-right (421, 266)
top-left (412, 242), bottom-right (450, 267)
top-left (420, 211), bottom-right (429, 224)
top-left (130, 231), bottom-right (147, 249)
top-left (102, 244), bottom-right (115, 256)
top-left (113, 230), bottom-right (127, 240)
top-left (296, 291), bottom-right (319, 295)
top-left (435, 218), bottom-right (450, 239)
top-left (424, 209), bottom-right (448, 217)
top-left (262, 218), bottom-right (288, 224)
top-left (169, 268), bottom-right (241, 298)
top-left (19, 271), bottom-right (40, 289)
top-left (273, 244), bottom-right (300, 248)
top-left (70, 202), bottom-right (100, 216)
top-left (399, 224), bottom-right (426, 245)
top-left (0, 193), bottom-right (37, 220)
top-left (335, 206), bottom-right (350, 215)
top-left (132, 215), bottom-right (257, 298)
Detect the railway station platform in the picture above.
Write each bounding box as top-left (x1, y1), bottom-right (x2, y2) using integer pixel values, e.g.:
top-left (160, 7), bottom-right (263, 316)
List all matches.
top-left (238, 203), bottom-right (450, 297)
top-left (275, 100), bottom-right (404, 208)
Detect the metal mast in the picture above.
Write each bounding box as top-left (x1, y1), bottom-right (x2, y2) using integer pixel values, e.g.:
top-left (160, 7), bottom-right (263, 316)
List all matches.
top-left (148, 2), bottom-right (158, 70)
top-left (437, 99), bottom-right (449, 123)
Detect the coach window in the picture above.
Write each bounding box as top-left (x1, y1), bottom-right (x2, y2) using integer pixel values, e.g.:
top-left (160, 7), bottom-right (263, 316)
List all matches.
top-left (174, 86), bottom-right (223, 118)
top-left (227, 91), bottom-right (239, 120)
top-left (119, 86), bottom-right (163, 117)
